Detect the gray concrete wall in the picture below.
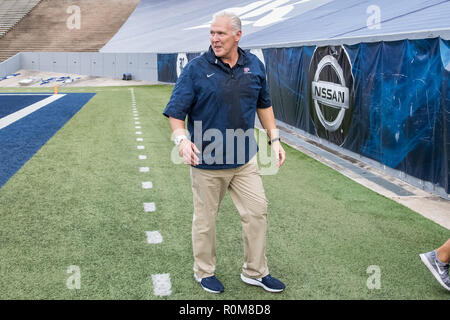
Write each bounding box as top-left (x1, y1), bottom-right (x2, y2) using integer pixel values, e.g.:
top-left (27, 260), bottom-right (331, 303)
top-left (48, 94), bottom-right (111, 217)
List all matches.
top-left (0, 53), bottom-right (21, 78)
top-left (0, 52), bottom-right (158, 81)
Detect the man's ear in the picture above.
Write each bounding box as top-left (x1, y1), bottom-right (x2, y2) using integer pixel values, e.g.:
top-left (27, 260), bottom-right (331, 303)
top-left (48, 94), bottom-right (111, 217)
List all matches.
top-left (235, 29), bottom-right (242, 42)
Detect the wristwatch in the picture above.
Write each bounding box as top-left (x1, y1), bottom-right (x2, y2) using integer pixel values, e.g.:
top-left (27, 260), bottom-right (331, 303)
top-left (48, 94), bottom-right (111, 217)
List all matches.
top-left (268, 137), bottom-right (280, 145)
top-left (174, 134), bottom-right (188, 146)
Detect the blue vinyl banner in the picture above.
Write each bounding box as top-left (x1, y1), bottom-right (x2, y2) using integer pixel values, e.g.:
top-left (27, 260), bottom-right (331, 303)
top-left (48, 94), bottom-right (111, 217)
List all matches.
top-left (263, 38), bottom-right (450, 194)
top-left (158, 52), bottom-right (202, 83)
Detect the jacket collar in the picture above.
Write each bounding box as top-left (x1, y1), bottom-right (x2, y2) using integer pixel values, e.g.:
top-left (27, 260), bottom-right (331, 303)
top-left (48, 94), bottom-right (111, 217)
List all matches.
top-left (205, 45), bottom-right (246, 68)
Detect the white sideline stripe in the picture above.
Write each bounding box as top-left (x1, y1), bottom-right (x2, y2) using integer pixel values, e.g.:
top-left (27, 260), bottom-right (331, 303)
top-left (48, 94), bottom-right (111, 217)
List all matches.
top-left (152, 273), bottom-right (172, 296)
top-left (140, 167), bottom-right (150, 172)
top-left (146, 231), bottom-right (162, 244)
top-left (0, 94), bottom-right (52, 96)
top-left (139, 155), bottom-right (147, 160)
top-left (142, 181), bottom-right (153, 189)
top-left (0, 94), bottom-right (66, 130)
top-left (137, 145), bottom-right (145, 150)
top-left (144, 202), bottom-right (156, 212)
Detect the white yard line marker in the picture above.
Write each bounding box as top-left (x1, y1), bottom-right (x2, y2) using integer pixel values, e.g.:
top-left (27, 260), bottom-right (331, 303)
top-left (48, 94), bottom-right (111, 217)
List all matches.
top-left (0, 94), bottom-right (66, 130)
top-left (145, 231), bottom-right (163, 244)
top-left (140, 167), bottom-right (150, 172)
top-left (137, 145), bottom-right (145, 150)
top-left (135, 126), bottom-right (141, 129)
top-left (152, 274), bottom-right (172, 296)
top-left (139, 155), bottom-right (147, 160)
top-left (135, 121), bottom-right (140, 125)
top-left (144, 202), bottom-right (155, 212)
top-left (142, 181), bottom-right (153, 189)
top-left (136, 131), bottom-right (142, 135)
top-left (136, 138), bottom-right (144, 142)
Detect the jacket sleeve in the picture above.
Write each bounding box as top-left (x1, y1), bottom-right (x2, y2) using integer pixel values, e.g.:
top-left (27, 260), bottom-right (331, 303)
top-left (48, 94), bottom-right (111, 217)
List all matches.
top-left (163, 64), bottom-right (196, 120)
top-left (256, 62), bottom-right (272, 109)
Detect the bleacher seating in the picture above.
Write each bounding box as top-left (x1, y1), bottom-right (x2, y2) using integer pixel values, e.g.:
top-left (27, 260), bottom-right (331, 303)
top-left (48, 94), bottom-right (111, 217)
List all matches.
top-left (0, 0), bottom-right (140, 63)
top-left (0, 0), bottom-right (41, 38)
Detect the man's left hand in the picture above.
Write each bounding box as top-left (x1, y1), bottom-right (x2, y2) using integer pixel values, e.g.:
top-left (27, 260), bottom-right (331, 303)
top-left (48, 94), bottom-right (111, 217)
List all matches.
top-left (271, 140), bottom-right (286, 168)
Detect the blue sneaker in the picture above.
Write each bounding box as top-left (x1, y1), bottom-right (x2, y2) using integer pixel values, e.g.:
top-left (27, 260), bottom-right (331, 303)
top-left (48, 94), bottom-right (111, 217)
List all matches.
top-left (419, 250), bottom-right (450, 291)
top-left (194, 274), bottom-right (225, 294)
top-left (240, 273), bottom-right (285, 292)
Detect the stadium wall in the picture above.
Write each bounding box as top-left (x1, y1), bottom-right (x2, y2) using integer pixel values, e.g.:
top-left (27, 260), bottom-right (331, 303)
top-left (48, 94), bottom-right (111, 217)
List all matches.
top-left (0, 52), bottom-right (158, 82)
top-left (157, 37), bottom-right (450, 199)
top-left (0, 53), bottom-right (21, 78)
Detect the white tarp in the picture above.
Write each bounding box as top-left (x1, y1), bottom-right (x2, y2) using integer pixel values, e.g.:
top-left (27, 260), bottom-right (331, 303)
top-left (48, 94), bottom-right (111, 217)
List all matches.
top-left (101, 0), bottom-right (450, 53)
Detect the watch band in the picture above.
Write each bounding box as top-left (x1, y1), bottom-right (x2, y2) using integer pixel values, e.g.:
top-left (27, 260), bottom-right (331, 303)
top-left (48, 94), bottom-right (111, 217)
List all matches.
top-left (268, 137), bottom-right (280, 145)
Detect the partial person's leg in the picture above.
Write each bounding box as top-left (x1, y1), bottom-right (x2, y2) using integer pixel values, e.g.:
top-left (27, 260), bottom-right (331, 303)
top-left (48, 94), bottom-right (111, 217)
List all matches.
top-left (190, 166), bottom-right (231, 279)
top-left (228, 157), bottom-right (269, 279)
top-left (419, 238), bottom-right (450, 291)
top-left (437, 239), bottom-right (450, 264)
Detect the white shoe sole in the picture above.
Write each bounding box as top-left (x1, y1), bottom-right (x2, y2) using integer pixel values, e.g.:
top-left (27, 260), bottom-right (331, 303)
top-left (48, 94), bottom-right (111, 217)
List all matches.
top-left (419, 254), bottom-right (450, 291)
top-left (194, 274), bottom-right (223, 294)
top-left (240, 273), bottom-right (284, 293)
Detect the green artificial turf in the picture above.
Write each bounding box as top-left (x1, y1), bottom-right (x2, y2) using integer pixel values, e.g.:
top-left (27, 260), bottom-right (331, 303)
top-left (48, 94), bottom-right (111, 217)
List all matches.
top-left (0, 85), bottom-right (448, 299)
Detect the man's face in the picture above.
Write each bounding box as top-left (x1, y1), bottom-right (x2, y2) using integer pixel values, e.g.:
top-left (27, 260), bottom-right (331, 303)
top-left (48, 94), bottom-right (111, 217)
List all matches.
top-left (210, 16), bottom-right (241, 60)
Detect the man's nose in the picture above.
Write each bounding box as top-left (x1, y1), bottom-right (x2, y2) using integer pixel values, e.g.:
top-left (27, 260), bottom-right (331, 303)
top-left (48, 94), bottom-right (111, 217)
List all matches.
top-left (211, 33), bottom-right (219, 42)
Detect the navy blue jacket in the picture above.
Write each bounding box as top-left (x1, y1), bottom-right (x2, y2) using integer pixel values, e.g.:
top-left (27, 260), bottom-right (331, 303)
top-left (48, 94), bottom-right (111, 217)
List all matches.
top-left (163, 46), bottom-right (272, 169)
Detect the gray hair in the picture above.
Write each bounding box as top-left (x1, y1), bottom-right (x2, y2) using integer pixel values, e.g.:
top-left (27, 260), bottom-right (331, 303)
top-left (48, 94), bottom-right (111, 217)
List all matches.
top-left (212, 10), bottom-right (242, 35)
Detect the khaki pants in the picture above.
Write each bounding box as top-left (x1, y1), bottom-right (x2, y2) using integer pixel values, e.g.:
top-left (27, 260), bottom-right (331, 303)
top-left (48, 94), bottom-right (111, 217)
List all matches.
top-left (190, 156), bottom-right (269, 279)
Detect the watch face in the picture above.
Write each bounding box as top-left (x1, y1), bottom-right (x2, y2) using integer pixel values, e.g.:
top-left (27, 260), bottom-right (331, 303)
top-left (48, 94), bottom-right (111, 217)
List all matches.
top-left (175, 136), bottom-right (186, 145)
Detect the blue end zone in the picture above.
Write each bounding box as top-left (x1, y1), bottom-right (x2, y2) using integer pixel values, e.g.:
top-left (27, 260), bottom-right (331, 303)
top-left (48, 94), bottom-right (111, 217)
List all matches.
top-left (0, 94), bottom-right (52, 118)
top-left (0, 93), bottom-right (96, 188)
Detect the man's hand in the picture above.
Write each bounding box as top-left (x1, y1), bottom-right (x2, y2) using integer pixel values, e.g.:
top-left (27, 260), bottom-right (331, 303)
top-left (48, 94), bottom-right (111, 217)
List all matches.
top-left (256, 107), bottom-right (286, 168)
top-left (271, 140), bottom-right (286, 168)
top-left (179, 139), bottom-right (200, 166)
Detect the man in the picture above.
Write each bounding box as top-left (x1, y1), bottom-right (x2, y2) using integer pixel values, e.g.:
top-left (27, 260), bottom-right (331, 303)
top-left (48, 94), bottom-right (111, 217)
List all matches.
top-left (163, 11), bottom-right (286, 294)
top-left (420, 239), bottom-right (450, 291)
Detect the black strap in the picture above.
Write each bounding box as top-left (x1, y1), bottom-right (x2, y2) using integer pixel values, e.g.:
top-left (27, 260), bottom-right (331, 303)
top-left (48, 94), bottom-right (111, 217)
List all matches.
top-left (268, 137), bottom-right (280, 145)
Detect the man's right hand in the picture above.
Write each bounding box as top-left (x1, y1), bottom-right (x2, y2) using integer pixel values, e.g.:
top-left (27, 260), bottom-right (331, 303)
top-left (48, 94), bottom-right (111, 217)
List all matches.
top-left (179, 139), bottom-right (200, 166)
